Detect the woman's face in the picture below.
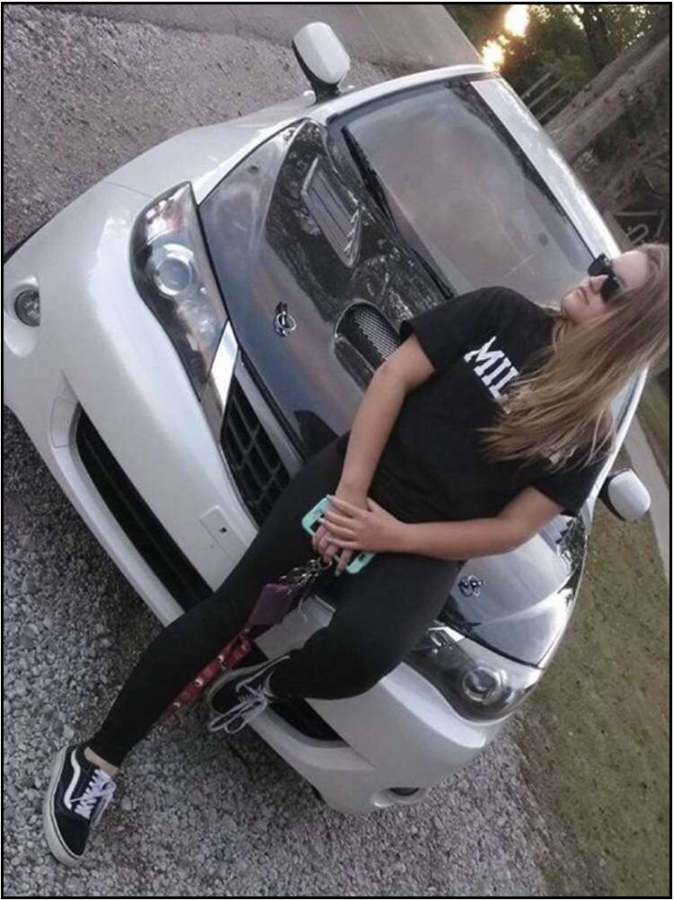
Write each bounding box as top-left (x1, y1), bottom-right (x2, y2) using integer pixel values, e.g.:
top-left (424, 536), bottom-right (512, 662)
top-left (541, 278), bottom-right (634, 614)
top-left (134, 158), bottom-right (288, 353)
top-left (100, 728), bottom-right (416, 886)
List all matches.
top-left (561, 250), bottom-right (650, 325)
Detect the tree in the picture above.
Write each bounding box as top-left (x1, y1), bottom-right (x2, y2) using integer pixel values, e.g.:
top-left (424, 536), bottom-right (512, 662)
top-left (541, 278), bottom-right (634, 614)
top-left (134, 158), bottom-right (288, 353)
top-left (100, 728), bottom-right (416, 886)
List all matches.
top-left (495, 4), bottom-right (670, 231)
top-left (443, 5), bottom-right (510, 47)
top-left (545, 7), bottom-right (670, 162)
top-left (503, 5), bottom-right (595, 93)
top-left (569, 3), bottom-right (615, 69)
top-left (587, 125), bottom-right (670, 214)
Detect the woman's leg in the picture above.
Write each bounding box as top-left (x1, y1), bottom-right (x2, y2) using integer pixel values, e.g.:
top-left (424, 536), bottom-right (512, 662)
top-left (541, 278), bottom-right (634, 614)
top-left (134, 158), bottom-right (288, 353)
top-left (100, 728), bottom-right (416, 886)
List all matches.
top-left (270, 550), bottom-right (460, 700)
top-left (86, 437), bottom-right (346, 768)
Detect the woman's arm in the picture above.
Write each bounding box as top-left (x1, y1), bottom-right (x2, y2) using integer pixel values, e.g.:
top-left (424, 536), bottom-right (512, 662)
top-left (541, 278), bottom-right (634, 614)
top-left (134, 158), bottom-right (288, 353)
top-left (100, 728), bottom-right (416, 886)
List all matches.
top-left (399, 517), bottom-right (528, 560)
top-left (313, 337), bottom-right (436, 572)
top-left (323, 487), bottom-right (565, 562)
top-left (312, 366), bottom-right (404, 572)
top-left (337, 336), bottom-right (436, 494)
top-left (396, 486), bottom-right (565, 560)
top-left (337, 367), bottom-right (409, 494)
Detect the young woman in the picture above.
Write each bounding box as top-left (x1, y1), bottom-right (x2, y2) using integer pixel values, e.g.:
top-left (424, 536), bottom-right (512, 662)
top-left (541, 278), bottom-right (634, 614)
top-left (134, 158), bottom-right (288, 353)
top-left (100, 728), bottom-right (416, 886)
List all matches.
top-left (44, 244), bottom-right (670, 865)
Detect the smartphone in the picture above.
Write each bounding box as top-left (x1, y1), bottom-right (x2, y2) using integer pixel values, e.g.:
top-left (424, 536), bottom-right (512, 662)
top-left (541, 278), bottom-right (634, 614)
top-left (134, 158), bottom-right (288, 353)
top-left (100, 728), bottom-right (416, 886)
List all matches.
top-left (302, 495), bottom-right (375, 574)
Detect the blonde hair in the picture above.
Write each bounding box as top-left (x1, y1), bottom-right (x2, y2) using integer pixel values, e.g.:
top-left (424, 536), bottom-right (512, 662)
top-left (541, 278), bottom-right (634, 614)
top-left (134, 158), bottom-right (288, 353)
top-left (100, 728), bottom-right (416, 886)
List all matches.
top-left (478, 243), bottom-right (671, 473)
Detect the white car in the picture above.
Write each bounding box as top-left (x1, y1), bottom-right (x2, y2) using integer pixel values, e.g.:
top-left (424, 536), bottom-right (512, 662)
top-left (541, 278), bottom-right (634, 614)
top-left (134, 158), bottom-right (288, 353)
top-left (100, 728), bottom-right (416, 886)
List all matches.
top-left (3, 24), bottom-right (651, 814)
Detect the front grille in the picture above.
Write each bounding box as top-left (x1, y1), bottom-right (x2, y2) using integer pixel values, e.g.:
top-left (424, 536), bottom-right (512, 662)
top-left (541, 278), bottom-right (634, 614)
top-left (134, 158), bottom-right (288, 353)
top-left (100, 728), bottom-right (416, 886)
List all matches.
top-left (241, 646), bottom-right (342, 741)
top-left (76, 410), bottom-right (212, 611)
top-left (221, 377), bottom-right (291, 526)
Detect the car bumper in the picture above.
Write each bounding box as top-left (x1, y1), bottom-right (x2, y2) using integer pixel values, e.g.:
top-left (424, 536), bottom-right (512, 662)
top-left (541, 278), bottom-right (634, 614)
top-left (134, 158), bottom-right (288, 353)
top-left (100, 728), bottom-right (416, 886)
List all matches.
top-left (256, 606), bottom-right (505, 813)
top-left (3, 179), bottom-right (258, 624)
top-left (4, 178), bottom-right (503, 814)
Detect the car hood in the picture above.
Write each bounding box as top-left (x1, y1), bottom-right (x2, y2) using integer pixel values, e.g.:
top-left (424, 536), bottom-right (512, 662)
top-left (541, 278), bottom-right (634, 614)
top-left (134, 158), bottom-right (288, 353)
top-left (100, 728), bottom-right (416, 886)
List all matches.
top-left (200, 120), bottom-right (587, 667)
top-left (200, 119), bottom-right (445, 454)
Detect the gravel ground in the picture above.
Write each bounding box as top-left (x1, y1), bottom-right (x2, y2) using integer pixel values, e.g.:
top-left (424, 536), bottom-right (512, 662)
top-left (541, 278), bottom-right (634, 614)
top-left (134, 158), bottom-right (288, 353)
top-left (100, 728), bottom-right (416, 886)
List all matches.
top-left (4, 5), bottom-right (563, 896)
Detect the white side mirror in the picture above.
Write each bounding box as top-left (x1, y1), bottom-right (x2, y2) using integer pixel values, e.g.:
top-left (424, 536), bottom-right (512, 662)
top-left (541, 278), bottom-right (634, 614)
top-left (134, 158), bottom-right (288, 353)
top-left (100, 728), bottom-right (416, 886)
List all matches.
top-left (600, 469), bottom-right (651, 521)
top-left (292, 23), bottom-right (351, 101)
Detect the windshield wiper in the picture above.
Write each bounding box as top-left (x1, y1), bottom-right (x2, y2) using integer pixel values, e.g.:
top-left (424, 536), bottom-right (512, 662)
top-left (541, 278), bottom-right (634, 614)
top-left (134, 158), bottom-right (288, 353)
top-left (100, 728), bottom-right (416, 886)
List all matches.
top-left (343, 128), bottom-right (396, 224)
top-left (403, 240), bottom-right (455, 302)
top-left (342, 128), bottom-right (455, 301)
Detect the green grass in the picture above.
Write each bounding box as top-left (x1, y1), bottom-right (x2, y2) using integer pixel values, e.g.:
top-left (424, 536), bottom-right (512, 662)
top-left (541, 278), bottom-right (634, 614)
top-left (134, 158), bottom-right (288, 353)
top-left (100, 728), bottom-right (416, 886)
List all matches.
top-left (637, 380), bottom-right (671, 489)
top-left (515, 446), bottom-right (670, 897)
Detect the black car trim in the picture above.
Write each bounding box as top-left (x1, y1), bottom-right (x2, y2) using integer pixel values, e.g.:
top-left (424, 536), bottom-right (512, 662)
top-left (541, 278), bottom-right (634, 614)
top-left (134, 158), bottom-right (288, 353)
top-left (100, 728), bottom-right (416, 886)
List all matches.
top-left (76, 410), bottom-right (212, 611)
top-left (220, 373), bottom-right (293, 526)
top-left (242, 645), bottom-right (343, 741)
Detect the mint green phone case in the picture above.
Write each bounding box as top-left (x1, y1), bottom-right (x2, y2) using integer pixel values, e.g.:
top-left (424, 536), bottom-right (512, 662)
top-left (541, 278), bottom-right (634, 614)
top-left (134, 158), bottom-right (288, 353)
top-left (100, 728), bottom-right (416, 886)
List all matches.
top-left (302, 495), bottom-right (375, 574)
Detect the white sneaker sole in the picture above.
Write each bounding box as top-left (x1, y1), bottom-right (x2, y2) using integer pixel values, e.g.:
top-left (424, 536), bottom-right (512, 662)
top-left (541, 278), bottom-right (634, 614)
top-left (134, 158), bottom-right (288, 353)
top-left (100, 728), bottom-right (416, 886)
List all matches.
top-left (42, 747), bottom-right (83, 868)
top-left (205, 659), bottom-right (276, 713)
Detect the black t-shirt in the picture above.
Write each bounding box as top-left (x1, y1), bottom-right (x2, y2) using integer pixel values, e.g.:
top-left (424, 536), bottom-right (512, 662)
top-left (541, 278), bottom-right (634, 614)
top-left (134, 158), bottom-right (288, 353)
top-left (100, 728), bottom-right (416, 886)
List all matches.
top-left (335, 286), bottom-right (608, 523)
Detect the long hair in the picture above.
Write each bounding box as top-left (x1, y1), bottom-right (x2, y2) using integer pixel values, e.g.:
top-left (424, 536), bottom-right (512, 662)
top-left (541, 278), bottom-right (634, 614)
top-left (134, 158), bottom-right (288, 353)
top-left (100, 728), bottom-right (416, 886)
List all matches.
top-left (478, 243), bottom-right (671, 473)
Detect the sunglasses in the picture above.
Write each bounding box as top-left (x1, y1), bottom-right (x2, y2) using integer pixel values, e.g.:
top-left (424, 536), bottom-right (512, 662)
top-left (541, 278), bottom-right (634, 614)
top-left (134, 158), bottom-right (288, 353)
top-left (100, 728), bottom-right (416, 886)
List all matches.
top-left (587, 254), bottom-right (624, 303)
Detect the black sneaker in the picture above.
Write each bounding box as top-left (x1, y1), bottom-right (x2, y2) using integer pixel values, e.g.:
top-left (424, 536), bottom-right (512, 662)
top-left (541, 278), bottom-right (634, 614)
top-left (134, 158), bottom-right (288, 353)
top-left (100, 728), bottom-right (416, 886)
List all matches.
top-left (43, 744), bottom-right (116, 866)
top-left (206, 655), bottom-right (290, 735)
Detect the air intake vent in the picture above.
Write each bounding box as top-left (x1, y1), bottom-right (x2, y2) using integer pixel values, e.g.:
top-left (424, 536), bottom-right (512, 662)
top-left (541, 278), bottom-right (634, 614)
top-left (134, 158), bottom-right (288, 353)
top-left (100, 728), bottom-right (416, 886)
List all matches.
top-left (302, 158), bottom-right (362, 267)
top-left (337, 302), bottom-right (401, 369)
top-left (76, 410), bottom-right (212, 610)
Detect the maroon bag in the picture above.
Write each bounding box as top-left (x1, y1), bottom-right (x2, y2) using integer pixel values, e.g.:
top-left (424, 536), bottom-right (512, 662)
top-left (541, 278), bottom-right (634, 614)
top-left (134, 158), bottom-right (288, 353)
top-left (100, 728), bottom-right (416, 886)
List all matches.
top-left (162, 555), bottom-right (335, 721)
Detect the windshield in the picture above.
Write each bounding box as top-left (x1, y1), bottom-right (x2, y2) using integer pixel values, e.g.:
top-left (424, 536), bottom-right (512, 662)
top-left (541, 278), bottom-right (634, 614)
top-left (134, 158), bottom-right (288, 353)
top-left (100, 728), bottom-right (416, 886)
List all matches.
top-left (343, 80), bottom-right (592, 305)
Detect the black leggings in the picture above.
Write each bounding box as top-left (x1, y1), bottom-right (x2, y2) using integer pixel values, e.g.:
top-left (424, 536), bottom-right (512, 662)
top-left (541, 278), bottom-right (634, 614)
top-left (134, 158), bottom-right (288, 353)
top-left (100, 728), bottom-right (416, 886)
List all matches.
top-left (89, 437), bottom-right (460, 767)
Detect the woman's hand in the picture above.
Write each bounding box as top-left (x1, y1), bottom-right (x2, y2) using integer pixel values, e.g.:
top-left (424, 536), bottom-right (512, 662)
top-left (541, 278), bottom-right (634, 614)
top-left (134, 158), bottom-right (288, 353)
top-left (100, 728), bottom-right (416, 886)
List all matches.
top-left (311, 484), bottom-right (368, 575)
top-left (318, 495), bottom-right (407, 558)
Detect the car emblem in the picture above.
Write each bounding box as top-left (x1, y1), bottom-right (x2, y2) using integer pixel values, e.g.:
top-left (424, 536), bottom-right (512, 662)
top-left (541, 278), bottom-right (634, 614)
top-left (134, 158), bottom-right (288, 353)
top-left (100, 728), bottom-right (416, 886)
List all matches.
top-left (458, 575), bottom-right (484, 597)
top-left (273, 302), bottom-right (297, 337)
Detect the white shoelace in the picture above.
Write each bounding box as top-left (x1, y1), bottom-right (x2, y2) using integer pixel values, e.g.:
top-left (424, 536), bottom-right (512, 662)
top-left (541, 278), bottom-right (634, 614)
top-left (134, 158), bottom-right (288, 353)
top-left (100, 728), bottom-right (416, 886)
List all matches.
top-left (71, 770), bottom-right (117, 823)
top-left (208, 682), bottom-right (271, 735)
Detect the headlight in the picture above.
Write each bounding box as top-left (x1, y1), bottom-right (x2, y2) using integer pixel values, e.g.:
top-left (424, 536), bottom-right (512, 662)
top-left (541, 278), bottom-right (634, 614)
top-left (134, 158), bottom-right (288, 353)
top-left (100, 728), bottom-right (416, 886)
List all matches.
top-left (131, 183), bottom-right (227, 398)
top-left (408, 626), bottom-right (542, 721)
